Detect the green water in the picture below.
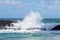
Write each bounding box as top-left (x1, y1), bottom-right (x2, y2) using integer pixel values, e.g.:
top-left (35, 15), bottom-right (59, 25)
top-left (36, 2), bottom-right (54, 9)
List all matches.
top-left (0, 33), bottom-right (59, 40)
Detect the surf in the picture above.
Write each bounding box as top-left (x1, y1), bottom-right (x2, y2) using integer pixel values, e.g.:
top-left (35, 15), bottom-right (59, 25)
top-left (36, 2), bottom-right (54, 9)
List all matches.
top-left (0, 12), bottom-right (44, 33)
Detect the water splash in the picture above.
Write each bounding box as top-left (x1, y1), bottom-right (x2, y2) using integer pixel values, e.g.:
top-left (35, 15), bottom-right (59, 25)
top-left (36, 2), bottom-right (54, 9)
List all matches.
top-left (12, 12), bottom-right (44, 32)
top-left (21, 12), bottom-right (43, 28)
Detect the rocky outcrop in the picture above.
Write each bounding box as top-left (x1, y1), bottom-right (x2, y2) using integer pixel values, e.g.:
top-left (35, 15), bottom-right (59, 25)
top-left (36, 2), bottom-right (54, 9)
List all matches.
top-left (51, 25), bottom-right (60, 30)
top-left (0, 20), bottom-right (15, 29)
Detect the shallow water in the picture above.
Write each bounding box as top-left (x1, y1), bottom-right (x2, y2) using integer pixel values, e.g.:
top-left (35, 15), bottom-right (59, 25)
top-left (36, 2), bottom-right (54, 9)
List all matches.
top-left (0, 33), bottom-right (60, 40)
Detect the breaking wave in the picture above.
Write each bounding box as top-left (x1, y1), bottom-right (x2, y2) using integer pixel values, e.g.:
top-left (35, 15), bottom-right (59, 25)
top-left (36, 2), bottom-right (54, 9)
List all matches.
top-left (11, 12), bottom-right (44, 32)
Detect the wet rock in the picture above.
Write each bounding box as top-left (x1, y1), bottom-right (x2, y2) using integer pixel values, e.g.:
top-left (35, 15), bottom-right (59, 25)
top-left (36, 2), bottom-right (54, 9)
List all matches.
top-left (0, 20), bottom-right (15, 29)
top-left (51, 25), bottom-right (60, 30)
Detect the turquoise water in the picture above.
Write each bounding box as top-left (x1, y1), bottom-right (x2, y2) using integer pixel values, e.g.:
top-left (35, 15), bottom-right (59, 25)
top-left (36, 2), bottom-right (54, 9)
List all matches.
top-left (0, 33), bottom-right (59, 40)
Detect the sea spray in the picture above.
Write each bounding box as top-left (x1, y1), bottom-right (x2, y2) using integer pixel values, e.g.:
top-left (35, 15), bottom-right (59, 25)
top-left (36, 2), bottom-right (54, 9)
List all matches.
top-left (11, 12), bottom-right (44, 32)
top-left (22, 12), bottom-right (44, 28)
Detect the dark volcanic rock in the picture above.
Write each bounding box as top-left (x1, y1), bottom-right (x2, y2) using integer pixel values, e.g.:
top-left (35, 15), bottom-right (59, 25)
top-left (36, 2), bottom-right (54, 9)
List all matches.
top-left (51, 25), bottom-right (60, 30)
top-left (0, 20), bottom-right (15, 29)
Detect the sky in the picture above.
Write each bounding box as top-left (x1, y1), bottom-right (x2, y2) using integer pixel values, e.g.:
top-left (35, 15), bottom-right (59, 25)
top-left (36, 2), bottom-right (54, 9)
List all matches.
top-left (0, 0), bottom-right (60, 18)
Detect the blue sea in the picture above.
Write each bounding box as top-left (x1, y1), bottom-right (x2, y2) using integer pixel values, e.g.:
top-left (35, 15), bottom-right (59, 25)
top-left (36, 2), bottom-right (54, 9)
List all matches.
top-left (0, 18), bottom-right (60, 40)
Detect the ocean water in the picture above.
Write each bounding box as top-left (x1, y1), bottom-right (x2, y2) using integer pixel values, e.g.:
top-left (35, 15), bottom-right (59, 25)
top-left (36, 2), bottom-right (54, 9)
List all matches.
top-left (0, 18), bottom-right (60, 40)
top-left (0, 33), bottom-right (56, 40)
top-left (0, 33), bottom-right (60, 40)
top-left (0, 12), bottom-right (60, 40)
